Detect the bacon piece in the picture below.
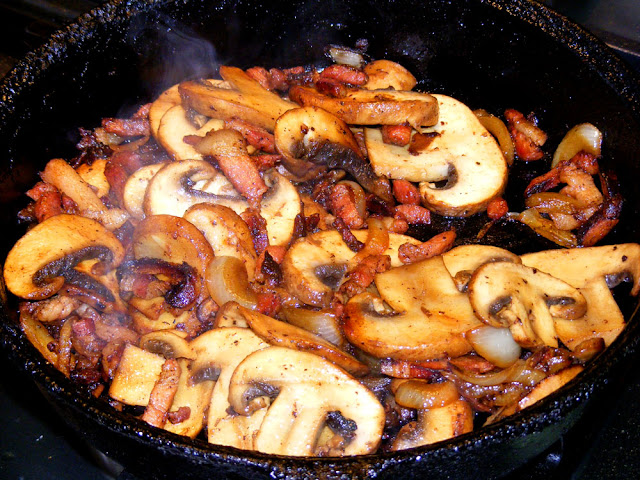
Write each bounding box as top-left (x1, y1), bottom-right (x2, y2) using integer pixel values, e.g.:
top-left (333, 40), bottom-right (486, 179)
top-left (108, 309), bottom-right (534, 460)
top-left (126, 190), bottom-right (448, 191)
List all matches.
top-left (268, 68), bottom-right (289, 91)
top-left (224, 118), bottom-right (277, 153)
top-left (398, 229), bottom-right (456, 264)
top-left (409, 132), bottom-right (439, 155)
top-left (379, 358), bottom-right (441, 379)
top-left (257, 246), bottom-right (286, 286)
top-left (318, 64), bottom-right (368, 86)
top-left (241, 208), bottom-right (269, 256)
top-left (339, 254), bottom-right (391, 299)
top-left (168, 406), bottom-right (191, 425)
top-left (333, 217), bottom-right (364, 252)
top-left (394, 204), bottom-right (431, 225)
top-left (505, 109), bottom-right (546, 161)
top-left (141, 358), bottom-right (181, 428)
top-left (256, 291), bottom-right (282, 317)
top-left (316, 78), bottom-right (349, 97)
top-left (215, 154), bottom-right (268, 208)
top-left (328, 183), bottom-right (365, 229)
top-left (576, 169), bottom-right (623, 246)
top-left (382, 125), bottom-right (412, 147)
top-left (245, 66), bottom-right (273, 90)
top-left (102, 117), bottom-right (150, 138)
top-left (251, 154), bottom-right (281, 171)
top-left (392, 179), bottom-right (420, 205)
top-left (487, 197), bottom-right (508, 220)
top-left (72, 317), bottom-right (106, 358)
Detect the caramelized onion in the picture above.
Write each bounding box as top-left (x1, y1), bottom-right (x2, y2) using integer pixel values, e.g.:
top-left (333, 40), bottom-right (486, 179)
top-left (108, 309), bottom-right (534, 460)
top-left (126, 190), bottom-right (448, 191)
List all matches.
top-left (280, 306), bottom-right (345, 347)
top-left (552, 123), bottom-right (603, 168)
top-left (525, 192), bottom-right (582, 215)
top-left (205, 256), bottom-right (258, 309)
top-left (517, 208), bottom-right (577, 248)
top-left (391, 379), bottom-right (459, 410)
top-left (466, 325), bottom-right (521, 368)
top-left (451, 359), bottom-right (546, 387)
top-left (474, 109), bottom-right (515, 165)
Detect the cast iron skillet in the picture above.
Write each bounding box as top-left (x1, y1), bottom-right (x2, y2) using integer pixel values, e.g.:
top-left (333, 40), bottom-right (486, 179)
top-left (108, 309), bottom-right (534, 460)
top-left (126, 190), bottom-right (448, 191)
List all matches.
top-left (1, 0), bottom-right (640, 478)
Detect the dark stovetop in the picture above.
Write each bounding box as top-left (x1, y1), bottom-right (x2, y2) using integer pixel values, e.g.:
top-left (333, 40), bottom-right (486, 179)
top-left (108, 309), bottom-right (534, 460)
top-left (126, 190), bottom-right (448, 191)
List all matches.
top-left (1, 1), bottom-right (640, 479)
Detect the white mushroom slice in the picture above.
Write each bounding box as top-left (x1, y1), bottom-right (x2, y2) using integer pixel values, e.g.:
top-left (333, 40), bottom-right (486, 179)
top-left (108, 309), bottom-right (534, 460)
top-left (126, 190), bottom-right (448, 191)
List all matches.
top-left (4, 214), bottom-right (125, 300)
top-left (468, 262), bottom-right (588, 348)
top-left (228, 346), bottom-right (385, 456)
top-left (213, 301), bottom-right (249, 328)
top-left (122, 163), bottom-right (166, 219)
top-left (156, 104), bottom-right (224, 160)
top-left (144, 160), bottom-right (300, 246)
top-left (289, 86), bottom-right (438, 130)
top-left (281, 229), bottom-right (420, 307)
top-left (184, 204), bottom-right (257, 280)
top-left (41, 158), bottom-right (129, 229)
top-left (365, 94), bottom-right (508, 217)
top-left (363, 59), bottom-right (417, 91)
top-left (189, 327), bottom-right (269, 449)
top-left (139, 330), bottom-right (196, 360)
top-left (237, 305), bottom-right (369, 376)
top-left (343, 254), bottom-right (483, 361)
top-left (521, 244), bottom-right (640, 349)
top-left (442, 244), bottom-right (521, 291)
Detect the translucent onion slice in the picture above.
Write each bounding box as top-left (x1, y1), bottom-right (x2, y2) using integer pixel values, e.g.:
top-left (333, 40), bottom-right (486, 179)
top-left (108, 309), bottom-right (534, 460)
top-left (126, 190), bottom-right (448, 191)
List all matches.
top-left (525, 192), bottom-right (582, 215)
top-left (517, 208), bottom-right (577, 248)
top-left (474, 109), bottom-right (515, 165)
top-left (280, 306), bottom-right (345, 347)
top-left (205, 256), bottom-right (257, 309)
top-left (551, 123), bottom-right (602, 168)
top-left (391, 379), bottom-right (459, 410)
top-left (466, 325), bottom-right (522, 368)
top-left (327, 46), bottom-right (366, 69)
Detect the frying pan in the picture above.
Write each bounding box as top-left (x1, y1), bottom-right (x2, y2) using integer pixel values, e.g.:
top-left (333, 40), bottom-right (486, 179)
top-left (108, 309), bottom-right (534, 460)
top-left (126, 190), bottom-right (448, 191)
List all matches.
top-left (1, 0), bottom-right (640, 478)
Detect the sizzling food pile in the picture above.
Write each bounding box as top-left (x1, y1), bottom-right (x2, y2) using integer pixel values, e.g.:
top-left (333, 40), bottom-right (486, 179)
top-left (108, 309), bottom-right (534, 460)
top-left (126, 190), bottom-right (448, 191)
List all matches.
top-left (3, 50), bottom-right (640, 456)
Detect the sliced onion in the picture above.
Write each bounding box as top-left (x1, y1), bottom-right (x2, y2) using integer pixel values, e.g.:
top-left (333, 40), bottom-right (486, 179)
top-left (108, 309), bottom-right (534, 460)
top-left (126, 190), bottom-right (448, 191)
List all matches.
top-left (391, 379), bottom-right (459, 410)
top-left (475, 109), bottom-right (515, 165)
top-left (551, 123), bottom-right (603, 168)
top-left (205, 256), bottom-right (257, 309)
top-left (525, 192), bottom-right (581, 215)
top-left (327, 46), bottom-right (366, 69)
top-left (467, 325), bottom-right (522, 368)
top-left (280, 306), bottom-right (344, 347)
top-left (518, 208), bottom-right (577, 248)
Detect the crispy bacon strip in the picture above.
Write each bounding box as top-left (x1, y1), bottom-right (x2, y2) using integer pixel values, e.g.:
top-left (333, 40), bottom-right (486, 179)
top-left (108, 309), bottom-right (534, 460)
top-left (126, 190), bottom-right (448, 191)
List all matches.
top-left (339, 254), bottom-right (391, 299)
top-left (505, 109), bottom-right (547, 161)
top-left (392, 179), bottom-right (420, 205)
top-left (241, 208), bottom-right (269, 256)
top-left (329, 183), bottom-right (366, 229)
top-left (102, 117), bottom-right (150, 138)
top-left (382, 125), bottom-right (412, 147)
top-left (318, 64), bottom-right (368, 86)
top-left (215, 154), bottom-right (268, 208)
top-left (333, 217), bottom-right (364, 252)
top-left (141, 359), bottom-right (181, 428)
top-left (394, 204), bottom-right (431, 225)
top-left (224, 118), bottom-right (277, 153)
top-left (487, 197), bottom-right (509, 220)
top-left (398, 230), bottom-right (456, 264)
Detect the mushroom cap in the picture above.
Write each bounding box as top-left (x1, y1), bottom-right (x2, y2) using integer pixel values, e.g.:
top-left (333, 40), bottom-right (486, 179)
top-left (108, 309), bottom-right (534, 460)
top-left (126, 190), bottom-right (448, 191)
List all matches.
top-left (4, 214), bottom-right (125, 300)
top-left (228, 346), bottom-right (385, 456)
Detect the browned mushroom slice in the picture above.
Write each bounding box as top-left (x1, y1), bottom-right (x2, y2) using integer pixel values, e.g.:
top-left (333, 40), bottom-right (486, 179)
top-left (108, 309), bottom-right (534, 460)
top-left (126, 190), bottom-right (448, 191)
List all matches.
top-left (41, 158), bottom-right (129, 229)
top-left (140, 330), bottom-right (196, 360)
top-left (4, 214), bottom-right (125, 300)
top-left (468, 262), bottom-right (588, 348)
top-left (179, 68), bottom-right (296, 132)
top-left (184, 204), bottom-right (258, 281)
top-left (236, 305), bottom-right (369, 376)
top-left (520, 243), bottom-right (640, 349)
top-left (227, 346), bottom-right (385, 456)
top-left (189, 327), bottom-right (269, 448)
top-left (156, 104), bottom-right (223, 160)
top-left (289, 86), bottom-right (438, 130)
top-left (362, 59), bottom-right (417, 91)
top-left (281, 229), bottom-right (420, 308)
top-left (365, 95), bottom-right (508, 217)
top-left (343, 253), bottom-right (482, 361)
top-left (274, 106), bottom-right (392, 201)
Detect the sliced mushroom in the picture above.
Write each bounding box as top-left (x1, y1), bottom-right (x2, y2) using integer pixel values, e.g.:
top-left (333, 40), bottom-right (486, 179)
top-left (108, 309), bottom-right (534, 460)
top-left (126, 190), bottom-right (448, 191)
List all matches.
top-left (4, 214), bottom-right (125, 300)
top-left (390, 399), bottom-right (473, 450)
top-left (156, 104), bottom-right (224, 160)
top-left (468, 262), bottom-right (588, 348)
top-left (213, 301), bottom-right (249, 328)
top-left (520, 243), bottom-right (640, 349)
top-left (76, 158), bottom-right (110, 198)
top-left (227, 346), bottom-right (385, 456)
top-left (184, 203), bottom-right (257, 280)
top-left (109, 344), bottom-right (166, 406)
top-left (139, 330), bottom-right (196, 360)
top-left (144, 160), bottom-right (300, 246)
top-left (281, 229), bottom-right (420, 307)
top-left (122, 163), bottom-right (166, 219)
top-left (289, 86), bottom-right (438, 130)
top-left (365, 94), bottom-right (508, 217)
top-left (189, 327), bottom-right (269, 449)
top-left (343, 253), bottom-right (483, 361)
top-left (179, 68), bottom-right (296, 132)
top-left (41, 158), bottom-right (129, 229)
top-left (362, 59), bottom-right (417, 91)
top-left (237, 305), bottom-right (369, 376)
top-left (274, 106), bottom-right (391, 201)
